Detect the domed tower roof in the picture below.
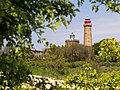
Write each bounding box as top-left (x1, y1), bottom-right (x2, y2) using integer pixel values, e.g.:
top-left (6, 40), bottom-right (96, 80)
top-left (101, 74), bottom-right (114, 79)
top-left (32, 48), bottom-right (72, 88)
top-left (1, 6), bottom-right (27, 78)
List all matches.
top-left (70, 32), bottom-right (75, 40)
top-left (65, 32), bottom-right (79, 46)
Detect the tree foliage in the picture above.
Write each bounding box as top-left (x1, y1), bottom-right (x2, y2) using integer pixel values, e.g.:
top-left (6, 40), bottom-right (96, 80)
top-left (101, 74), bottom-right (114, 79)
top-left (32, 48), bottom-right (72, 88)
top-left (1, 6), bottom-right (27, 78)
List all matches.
top-left (93, 42), bottom-right (101, 56)
top-left (90, 0), bottom-right (120, 13)
top-left (0, 0), bottom-right (81, 48)
top-left (64, 44), bottom-right (88, 62)
top-left (93, 38), bottom-right (120, 62)
top-left (63, 63), bottom-right (120, 90)
top-left (0, 0), bottom-right (80, 89)
top-left (98, 38), bottom-right (120, 61)
top-left (45, 44), bottom-right (89, 62)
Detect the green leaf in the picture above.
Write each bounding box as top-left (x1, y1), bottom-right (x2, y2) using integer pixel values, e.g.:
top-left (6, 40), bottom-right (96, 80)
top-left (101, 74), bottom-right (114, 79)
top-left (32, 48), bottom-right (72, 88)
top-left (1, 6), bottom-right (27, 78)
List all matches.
top-left (28, 43), bottom-right (32, 50)
top-left (62, 21), bottom-right (67, 28)
top-left (61, 15), bottom-right (65, 22)
top-left (78, 0), bottom-right (81, 7)
top-left (18, 24), bottom-right (22, 32)
top-left (92, 5), bottom-right (99, 12)
top-left (74, 8), bottom-right (80, 12)
top-left (55, 20), bottom-right (61, 28)
top-left (42, 38), bottom-right (47, 45)
top-left (67, 20), bottom-right (71, 25)
top-left (49, 26), bottom-right (56, 32)
top-left (91, 1), bottom-right (96, 4)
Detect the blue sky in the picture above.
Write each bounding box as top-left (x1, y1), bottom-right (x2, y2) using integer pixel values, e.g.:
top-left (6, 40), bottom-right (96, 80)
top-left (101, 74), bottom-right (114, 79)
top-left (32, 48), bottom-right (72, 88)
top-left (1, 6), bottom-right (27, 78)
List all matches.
top-left (32, 1), bottom-right (120, 51)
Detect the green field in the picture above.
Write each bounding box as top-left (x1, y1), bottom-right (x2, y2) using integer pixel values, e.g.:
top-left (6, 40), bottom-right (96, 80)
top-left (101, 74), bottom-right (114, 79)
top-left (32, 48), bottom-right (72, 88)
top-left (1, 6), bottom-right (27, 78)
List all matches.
top-left (30, 59), bottom-right (120, 79)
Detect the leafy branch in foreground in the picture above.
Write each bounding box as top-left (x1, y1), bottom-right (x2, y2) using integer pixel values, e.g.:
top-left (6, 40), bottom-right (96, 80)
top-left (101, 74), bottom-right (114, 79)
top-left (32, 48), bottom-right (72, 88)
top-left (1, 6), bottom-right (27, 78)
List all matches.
top-left (0, 0), bottom-right (81, 89)
top-left (90, 0), bottom-right (120, 13)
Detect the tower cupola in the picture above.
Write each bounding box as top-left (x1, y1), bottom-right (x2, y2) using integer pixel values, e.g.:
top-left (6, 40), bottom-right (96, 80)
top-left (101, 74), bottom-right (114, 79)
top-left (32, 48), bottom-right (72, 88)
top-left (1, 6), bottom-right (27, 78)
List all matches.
top-left (65, 32), bottom-right (79, 46)
top-left (70, 32), bottom-right (75, 40)
top-left (84, 16), bottom-right (92, 27)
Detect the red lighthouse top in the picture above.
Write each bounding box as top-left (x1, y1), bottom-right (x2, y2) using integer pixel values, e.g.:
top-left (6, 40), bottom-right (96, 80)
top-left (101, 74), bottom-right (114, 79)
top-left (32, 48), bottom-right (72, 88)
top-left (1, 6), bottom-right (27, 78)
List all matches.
top-left (84, 16), bottom-right (92, 27)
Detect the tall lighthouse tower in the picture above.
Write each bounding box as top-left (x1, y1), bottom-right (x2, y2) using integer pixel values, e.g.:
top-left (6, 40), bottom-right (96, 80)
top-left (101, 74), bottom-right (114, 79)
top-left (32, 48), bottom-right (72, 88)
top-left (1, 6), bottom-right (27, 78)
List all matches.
top-left (84, 16), bottom-right (92, 47)
top-left (83, 16), bottom-right (92, 59)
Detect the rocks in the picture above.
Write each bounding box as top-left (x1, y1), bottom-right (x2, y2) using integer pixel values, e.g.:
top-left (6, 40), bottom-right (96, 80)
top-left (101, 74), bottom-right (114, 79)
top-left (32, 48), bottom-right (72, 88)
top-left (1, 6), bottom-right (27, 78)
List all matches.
top-left (22, 75), bottom-right (64, 89)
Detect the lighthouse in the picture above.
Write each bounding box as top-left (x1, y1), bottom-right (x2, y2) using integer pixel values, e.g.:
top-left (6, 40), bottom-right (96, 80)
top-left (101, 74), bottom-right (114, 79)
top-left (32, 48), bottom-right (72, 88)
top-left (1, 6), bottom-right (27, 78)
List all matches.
top-left (84, 16), bottom-right (92, 47)
top-left (83, 16), bottom-right (92, 59)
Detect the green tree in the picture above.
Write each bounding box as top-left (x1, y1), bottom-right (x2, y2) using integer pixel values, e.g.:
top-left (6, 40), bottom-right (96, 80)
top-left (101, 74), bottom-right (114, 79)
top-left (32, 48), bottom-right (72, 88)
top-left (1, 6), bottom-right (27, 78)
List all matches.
top-left (64, 44), bottom-right (88, 62)
top-left (0, 0), bottom-right (80, 89)
top-left (93, 42), bottom-right (101, 56)
top-left (98, 38), bottom-right (120, 62)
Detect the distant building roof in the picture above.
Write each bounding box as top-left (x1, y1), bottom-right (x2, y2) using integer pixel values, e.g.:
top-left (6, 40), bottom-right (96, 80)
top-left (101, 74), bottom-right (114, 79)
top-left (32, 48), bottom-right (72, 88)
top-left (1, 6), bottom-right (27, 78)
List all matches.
top-left (65, 39), bottom-right (79, 42)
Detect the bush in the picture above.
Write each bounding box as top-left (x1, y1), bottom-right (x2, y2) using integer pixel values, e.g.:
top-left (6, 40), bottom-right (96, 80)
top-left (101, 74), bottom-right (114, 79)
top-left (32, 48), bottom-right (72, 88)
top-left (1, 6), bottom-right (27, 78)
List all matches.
top-left (93, 38), bottom-right (120, 62)
top-left (65, 61), bottom-right (86, 68)
top-left (64, 44), bottom-right (88, 62)
top-left (63, 64), bottom-right (120, 90)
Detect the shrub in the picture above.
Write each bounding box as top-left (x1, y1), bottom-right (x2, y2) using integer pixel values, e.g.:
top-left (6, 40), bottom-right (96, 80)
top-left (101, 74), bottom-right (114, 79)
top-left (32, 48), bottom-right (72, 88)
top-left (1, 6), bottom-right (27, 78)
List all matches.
top-left (63, 63), bottom-right (120, 90)
top-left (64, 44), bottom-right (88, 62)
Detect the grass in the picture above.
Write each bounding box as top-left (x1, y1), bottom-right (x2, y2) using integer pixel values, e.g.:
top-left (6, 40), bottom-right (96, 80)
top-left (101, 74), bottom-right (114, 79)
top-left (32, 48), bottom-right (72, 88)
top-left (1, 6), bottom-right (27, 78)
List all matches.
top-left (29, 59), bottom-right (120, 80)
